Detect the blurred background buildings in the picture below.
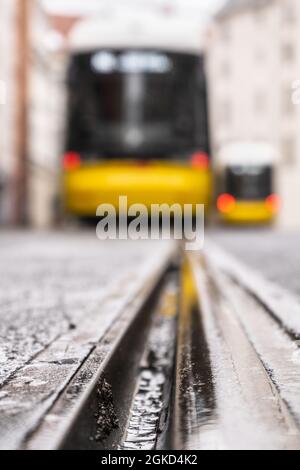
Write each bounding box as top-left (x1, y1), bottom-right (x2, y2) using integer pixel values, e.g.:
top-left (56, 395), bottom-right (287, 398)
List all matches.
top-left (0, 0), bottom-right (300, 228)
top-left (0, 0), bottom-right (16, 224)
top-left (0, 0), bottom-right (80, 227)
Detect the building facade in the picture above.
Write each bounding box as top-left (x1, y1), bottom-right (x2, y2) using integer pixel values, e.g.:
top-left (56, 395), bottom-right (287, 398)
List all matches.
top-left (0, 0), bottom-right (17, 224)
top-left (0, 0), bottom-right (69, 228)
top-left (27, 0), bottom-right (67, 227)
top-left (208, 0), bottom-right (300, 228)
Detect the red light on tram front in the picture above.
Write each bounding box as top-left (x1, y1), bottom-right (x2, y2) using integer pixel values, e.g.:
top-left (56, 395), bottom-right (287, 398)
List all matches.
top-left (63, 152), bottom-right (81, 171)
top-left (217, 194), bottom-right (236, 214)
top-left (191, 152), bottom-right (209, 170)
top-left (265, 194), bottom-right (281, 213)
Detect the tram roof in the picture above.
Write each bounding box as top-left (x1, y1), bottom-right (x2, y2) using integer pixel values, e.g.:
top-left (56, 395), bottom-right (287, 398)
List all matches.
top-left (218, 142), bottom-right (278, 166)
top-left (69, 13), bottom-right (207, 55)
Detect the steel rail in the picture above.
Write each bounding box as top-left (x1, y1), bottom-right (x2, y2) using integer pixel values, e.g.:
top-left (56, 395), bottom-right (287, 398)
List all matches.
top-left (176, 250), bottom-right (300, 450)
top-left (23, 250), bottom-right (178, 450)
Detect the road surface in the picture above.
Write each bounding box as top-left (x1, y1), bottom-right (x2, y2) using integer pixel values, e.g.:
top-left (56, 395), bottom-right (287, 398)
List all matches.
top-left (211, 228), bottom-right (300, 298)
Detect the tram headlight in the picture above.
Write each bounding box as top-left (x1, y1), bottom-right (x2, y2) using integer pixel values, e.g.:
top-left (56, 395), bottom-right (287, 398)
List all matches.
top-left (265, 194), bottom-right (281, 213)
top-left (217, 194), bottom-right (236, 214)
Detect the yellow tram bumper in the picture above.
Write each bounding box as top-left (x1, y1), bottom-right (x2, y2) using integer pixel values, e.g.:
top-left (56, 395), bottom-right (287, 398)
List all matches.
top-left (64, 161), bottom-right (212, 216)
top-left (219, 200), bottom-right (276, 225)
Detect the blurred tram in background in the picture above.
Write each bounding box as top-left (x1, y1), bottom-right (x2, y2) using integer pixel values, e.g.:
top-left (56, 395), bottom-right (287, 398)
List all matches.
top-left (217, 142), bottom-right (280, 225)
top-left (63, 13), bottom-right (212, 217)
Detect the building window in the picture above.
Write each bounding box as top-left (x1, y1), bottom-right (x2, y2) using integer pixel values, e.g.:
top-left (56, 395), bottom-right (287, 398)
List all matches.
top-left (254, 8), bottom-right (267, 24)
top-left (281, 137), bottom-right (295, 165)
top-left (255, 48), bottom-right (267, 63)
top-left (282, 1), bottom-right (297, 25)
top-left (218, 99), bottom-right (232, 125)
top-left (282, 43), bottom-right (295, 63)
top-left (282, 86), bottom-right (295, 115)
top-left (220, 24), bottom-right (231, 42)
top-left (254, 90), bottom-right (267, 114)
top-left (220, 60), bottom-right (231, 78)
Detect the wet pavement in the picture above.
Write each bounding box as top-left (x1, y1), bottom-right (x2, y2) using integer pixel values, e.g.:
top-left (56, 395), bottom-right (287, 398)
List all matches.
top-left (210, 229), bottom-right (300, 298)
top-left (0, 231), bottom-right (174, 384)
top-left (0, 230), bottom-right (175, 449)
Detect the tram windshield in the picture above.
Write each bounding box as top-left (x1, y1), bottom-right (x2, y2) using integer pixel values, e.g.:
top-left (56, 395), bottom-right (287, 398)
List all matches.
top-left (66, 49), bottom-right (209, 158)
top-left (225, 165), bottom-right (272, 200)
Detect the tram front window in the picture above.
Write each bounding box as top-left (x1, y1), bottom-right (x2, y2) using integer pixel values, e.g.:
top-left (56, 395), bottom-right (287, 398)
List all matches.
top-left (66, 49), bottom-right (209, 158)
top-left (226, 166), bottom-right (272, 200)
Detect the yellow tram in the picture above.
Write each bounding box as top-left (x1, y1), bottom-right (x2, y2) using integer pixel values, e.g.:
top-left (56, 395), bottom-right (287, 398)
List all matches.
top-left (217, 142), bottom-right (280, 224)
top-left (63, 13), bottom-right (212, 216)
